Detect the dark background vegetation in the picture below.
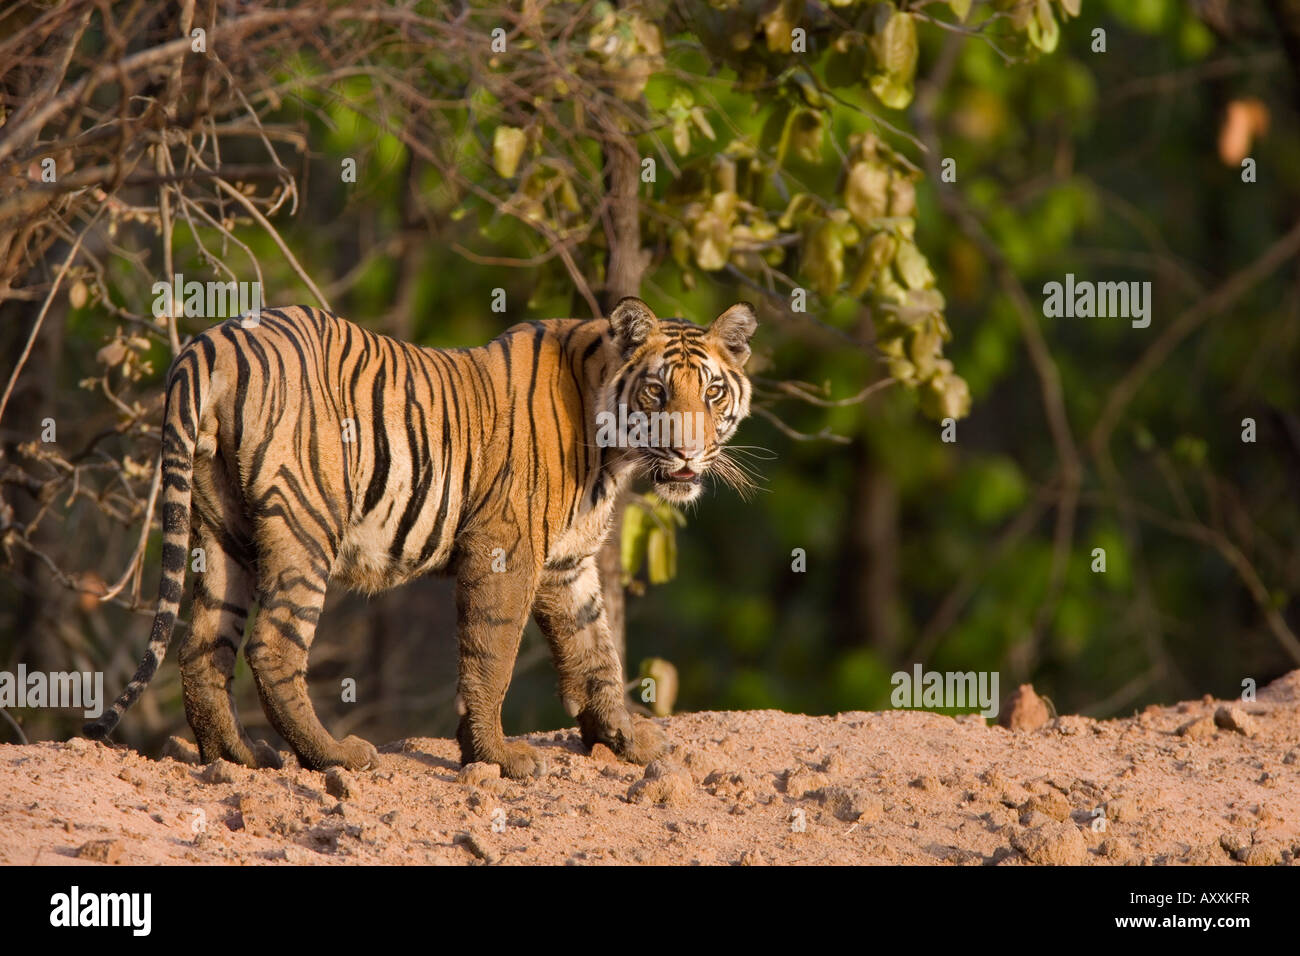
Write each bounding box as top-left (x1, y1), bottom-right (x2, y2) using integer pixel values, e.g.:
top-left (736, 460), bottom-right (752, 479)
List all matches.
top-left (2, 0), bottom-right (1299, 753)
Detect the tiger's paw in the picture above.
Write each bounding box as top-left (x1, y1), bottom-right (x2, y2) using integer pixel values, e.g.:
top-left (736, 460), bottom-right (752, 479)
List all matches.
top-left (620, 716), bottom-right (668, 765)
top-left (493, 740), bottom-right (548, 780)
top-left (336, 735), bottom-right (379, 771)
top-left (581, 709), bottom-right (667, 765)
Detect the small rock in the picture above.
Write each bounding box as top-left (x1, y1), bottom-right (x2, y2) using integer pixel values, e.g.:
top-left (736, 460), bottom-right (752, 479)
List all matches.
top-left (1000, 684), bottom-right (1050, 732)
top-left (680, 749), bottom-right (720, 783)
top-left (782, 766), bottom-right (830, 798)
top-left (589, 743), bottom-right (618, 764)
top-left (454, 831), bottom-right (498, 864)
top-left (1183, 843), bottom-right (1222, 865)
top-left (1219, 830), bottom-right (1251, 856)
top-left (1214, 706), bottom-right (1258, 737)
top-left (458, 762), bottom-right (502, 788)
top-left (1100, 837), bottom-right (1134, 861)
top-left (816, 786), bottom-right (881, 823)
top-left (1051, 716), bottom-right (1089, 736)
top-left (1237, 844), bottom-right (1279, 866)
top-left (1105, 796), bottom-right (1138, 824)
top-left (1282, 749), bottom-right (1298, 765)
top-left (324, 767), bottom-right (356, 800)
top-left (116, 768), bottom-right (147, 788)
top-left (1021, 790), bottom-right (1071, 822)
top-left (1010, 822), bottom-right (1088, 866)
top-left (909, 775), bottom-right (940, 792)
top-left (161, 735), bottom-right (201, 765)
top-left (200, 759), bottom-right (242, 785)
top-left (282, 845), bottom-right (310, 864)
top-left (1176, 716), bottom-right (1216, 739)
top-left (1019, 810), bottom-right (1053, 828)
top-left (628, 761), bottom-right (693, 807)
top-left (76, 839), bottom-right (124, 864)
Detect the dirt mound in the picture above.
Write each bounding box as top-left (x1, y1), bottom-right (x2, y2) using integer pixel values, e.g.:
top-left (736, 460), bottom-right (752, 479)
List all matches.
top-left (3, 674), bottom-right (1298, 865)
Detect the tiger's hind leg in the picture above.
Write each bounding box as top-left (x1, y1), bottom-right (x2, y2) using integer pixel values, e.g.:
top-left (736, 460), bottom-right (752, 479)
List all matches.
top-left (533, 556), bottom-right (666, 764)
top-left (244, 551), bottom-right (377, 772)
top-left (178, 448), bottom-right (280, 769)
top-left (178, 531), bottom-right (279, 768)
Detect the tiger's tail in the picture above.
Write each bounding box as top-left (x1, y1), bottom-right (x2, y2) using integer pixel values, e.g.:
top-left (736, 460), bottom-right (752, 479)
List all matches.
top-left (84, 347), bottom-right (204, 741)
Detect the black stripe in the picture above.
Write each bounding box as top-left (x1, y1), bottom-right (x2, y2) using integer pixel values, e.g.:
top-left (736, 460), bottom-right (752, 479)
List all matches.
top-left (362, 362), bottom-right (389, 514)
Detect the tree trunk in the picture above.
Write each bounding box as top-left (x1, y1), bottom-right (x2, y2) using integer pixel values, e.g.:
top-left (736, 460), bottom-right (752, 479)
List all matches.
top-left (598, 133), bottom-right (645, 682)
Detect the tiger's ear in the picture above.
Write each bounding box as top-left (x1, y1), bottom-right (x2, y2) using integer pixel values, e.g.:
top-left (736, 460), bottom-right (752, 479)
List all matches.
top-left (707, 302), bottom-right (758, 366)
top-left (608, 297), bottom-right (659, 358)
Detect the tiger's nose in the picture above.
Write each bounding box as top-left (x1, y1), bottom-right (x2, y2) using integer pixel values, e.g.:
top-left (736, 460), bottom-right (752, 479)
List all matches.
top-left (666, 410), bottom-right (709, 456)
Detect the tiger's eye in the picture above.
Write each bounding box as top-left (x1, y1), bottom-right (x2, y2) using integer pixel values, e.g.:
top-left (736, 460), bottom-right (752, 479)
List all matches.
top-left (642, 383), bottom-right (665, 404)
top-left (706, 383), bottom-right (725, 400)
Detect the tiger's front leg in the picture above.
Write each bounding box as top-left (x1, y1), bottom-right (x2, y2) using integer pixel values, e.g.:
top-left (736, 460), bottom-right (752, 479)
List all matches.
top-left (533, 556), bottom-right (667, 765)
top-left (454, 541), bottom-right (549, 780)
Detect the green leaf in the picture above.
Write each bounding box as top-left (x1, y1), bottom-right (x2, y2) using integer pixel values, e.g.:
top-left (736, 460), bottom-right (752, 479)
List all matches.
top-left (919, 372), bottom-right (972, 420)
top-left (620, 503), bottom-right (651, 579)
top-left (802, 220), bottom-right (846, 299)
top-left (868, 8), bottom-right (918, 108)
top-left (1027, 0), bottom-right (1060, 52)
top-left (849, 231), bottom-right (896, 297)
top-left (873, 9), bottom-right (918, 77)
top-left (845, 160), bottom-right (891, 227)
top-left (778, 108), bottom-right (826, 165)
top-left (646, 526), bottom-right (677, 583)
top-left (492, 126), bottom-right (527, 178)
top-left (672, 116), bottom-right (691, 156)
top-left (869, 72), bottom-right (914, 110)
top-left (894, 239), bottom-right (935, 289)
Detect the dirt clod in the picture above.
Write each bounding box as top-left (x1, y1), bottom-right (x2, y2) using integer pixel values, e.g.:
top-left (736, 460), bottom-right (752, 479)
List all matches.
top-left (76, 838), bottom-right (124, 864)
top-left (324, 767), bottom-right (356, 800)
top-left (1020, 791), bottom-right (1070, 822)
top-left (628, 760), bottom-right (692, 807)
top-left (200, 759), bottom-right (243, 785)
top-left (458, 762), bottom-right (501, 788)
top-left (1214, 706), bottom-right (1258, 737)
top-left (1010, 822), bottom-right (1088, 866)
top-left (1000, 684), bottom-right (1050, 732)
top-left (1176, 716), bottom-right (1216, 739)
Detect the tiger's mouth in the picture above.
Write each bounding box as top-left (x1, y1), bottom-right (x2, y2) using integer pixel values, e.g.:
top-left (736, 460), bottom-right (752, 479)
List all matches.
top-left (651, 463), bottom-right (704, 502)
top-left (652, 464), bottom-right (701, 484)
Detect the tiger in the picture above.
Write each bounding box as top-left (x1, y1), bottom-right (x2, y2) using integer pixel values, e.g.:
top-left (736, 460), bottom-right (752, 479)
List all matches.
top-left (84, 297), bottom-right (757, 779)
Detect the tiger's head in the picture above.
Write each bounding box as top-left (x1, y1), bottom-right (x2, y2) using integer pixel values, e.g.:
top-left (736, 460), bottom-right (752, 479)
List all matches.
top-left (603, 297), bottom-right (758, 504)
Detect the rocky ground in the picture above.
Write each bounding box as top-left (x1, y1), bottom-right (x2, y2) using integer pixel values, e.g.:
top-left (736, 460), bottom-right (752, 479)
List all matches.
top-left (2, 672), bottom-right (1298, 865)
